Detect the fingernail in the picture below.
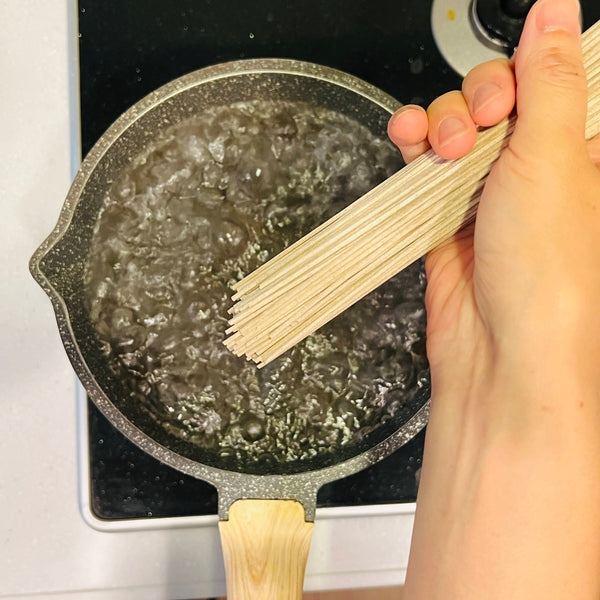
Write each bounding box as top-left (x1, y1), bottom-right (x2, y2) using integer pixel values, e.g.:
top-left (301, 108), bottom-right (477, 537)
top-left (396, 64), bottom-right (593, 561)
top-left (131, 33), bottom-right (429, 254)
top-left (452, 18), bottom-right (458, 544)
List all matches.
top-left (536, 0), bottom-right (580, 34)
top-left (438, 117), bottom-right (468, 147)
top-left (472, 82), bottom-right (503, 115)
top-left (389, 106), bottom-right (421, 127)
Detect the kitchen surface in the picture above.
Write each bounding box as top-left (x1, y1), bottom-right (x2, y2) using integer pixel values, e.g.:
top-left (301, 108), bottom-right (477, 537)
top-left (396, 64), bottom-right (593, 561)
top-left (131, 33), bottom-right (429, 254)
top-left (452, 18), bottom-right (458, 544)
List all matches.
top-left (3, 1), bottom-right (599, 599)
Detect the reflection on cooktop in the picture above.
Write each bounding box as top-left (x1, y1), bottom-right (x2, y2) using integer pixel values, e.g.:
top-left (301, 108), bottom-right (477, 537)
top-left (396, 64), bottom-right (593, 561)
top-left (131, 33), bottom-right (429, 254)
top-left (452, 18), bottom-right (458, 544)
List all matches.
top-left (88, 399), bottom-right (424, 519)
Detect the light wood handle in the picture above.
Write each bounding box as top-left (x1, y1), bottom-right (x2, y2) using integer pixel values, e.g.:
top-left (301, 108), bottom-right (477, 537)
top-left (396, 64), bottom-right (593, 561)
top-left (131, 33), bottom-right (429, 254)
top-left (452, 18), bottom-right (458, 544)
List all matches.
top-left (225, 20), bottom-right (600, 366)
top-left (219, 499), bottom-right (314, 600)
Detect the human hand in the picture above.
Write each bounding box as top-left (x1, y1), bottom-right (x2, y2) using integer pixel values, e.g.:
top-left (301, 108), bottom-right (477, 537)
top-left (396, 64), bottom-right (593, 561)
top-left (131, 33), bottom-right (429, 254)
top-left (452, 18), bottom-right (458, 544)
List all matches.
top-left (387, 0), bottom-right (600, 598)
top-left (389, 2), bottom-right (600, 391)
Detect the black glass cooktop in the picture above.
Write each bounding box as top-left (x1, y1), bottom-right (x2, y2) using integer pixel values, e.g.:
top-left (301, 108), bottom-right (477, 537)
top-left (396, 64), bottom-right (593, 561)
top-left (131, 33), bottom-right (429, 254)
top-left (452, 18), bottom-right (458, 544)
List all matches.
top-left (79, 0), bottom-right (598, 520)
top-left (79, 0), bottom-right (447, 521)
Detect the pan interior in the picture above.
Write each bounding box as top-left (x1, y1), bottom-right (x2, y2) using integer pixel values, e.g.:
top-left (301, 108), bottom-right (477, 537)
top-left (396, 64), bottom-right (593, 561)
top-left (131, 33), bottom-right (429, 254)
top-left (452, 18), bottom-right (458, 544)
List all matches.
top-left (40, 67), bottom-right (430, 476)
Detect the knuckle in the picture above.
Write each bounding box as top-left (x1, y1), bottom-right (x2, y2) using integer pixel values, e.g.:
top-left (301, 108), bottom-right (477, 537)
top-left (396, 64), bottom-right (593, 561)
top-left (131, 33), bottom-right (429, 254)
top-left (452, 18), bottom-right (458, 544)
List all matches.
top-left (427, 90), bottom-right (462, 113)
top-left (463, 58), bottom-right (512, 90)
top-left (530, 45), bottom-right (586, 90)
top-left (471, 58), bottom-right (511, 79)
top-left (498, 143), bottom-right (540, 187)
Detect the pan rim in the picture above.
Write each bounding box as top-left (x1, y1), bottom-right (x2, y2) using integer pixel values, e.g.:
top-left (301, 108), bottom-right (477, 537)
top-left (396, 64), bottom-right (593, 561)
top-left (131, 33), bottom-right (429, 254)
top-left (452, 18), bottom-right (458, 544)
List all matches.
top-left (30, 58), bottom-right (429, 521)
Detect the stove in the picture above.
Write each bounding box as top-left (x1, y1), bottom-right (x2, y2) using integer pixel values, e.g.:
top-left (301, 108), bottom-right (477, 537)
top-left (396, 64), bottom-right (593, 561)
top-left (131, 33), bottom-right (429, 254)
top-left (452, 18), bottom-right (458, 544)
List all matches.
top-left (76, 0), bottom-right (600, 528)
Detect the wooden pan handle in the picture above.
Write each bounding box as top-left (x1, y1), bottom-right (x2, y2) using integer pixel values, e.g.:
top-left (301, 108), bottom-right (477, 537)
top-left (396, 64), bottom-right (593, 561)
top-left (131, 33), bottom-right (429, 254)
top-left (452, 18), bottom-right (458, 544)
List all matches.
top-left (219, 499), bottom-right (314, 600)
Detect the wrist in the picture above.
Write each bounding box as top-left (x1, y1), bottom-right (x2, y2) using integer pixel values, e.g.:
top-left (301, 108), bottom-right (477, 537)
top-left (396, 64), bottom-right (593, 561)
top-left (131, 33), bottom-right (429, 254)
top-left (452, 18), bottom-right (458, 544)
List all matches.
top-left (409, 347), bottom-right (600, 600)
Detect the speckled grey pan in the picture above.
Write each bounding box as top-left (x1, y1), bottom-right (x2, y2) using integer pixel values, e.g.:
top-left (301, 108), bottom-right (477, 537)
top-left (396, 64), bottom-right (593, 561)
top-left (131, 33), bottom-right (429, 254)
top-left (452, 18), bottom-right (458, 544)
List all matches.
top-left (30, 58), bottom-right (430, 521)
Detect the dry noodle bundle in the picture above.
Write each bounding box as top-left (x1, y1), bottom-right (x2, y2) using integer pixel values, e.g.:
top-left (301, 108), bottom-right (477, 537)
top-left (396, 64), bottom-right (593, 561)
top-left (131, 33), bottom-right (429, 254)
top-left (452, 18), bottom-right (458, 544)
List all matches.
top-left (225, 21), bottom-right (600, 366)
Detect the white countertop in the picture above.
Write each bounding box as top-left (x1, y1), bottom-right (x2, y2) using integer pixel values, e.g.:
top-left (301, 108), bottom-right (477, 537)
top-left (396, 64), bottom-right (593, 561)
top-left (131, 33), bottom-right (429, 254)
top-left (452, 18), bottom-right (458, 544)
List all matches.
top-left (0, 1), bottom-right (416, 598)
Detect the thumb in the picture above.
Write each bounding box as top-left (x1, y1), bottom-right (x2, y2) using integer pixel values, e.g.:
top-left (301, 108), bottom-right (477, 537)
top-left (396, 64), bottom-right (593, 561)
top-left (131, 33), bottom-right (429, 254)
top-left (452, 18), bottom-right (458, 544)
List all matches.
top-left (511, 0), bottom-right (587, 159)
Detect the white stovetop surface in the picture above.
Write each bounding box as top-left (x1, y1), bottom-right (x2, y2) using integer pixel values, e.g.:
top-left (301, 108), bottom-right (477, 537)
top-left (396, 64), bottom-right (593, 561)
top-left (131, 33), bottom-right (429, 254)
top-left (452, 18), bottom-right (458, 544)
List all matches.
top-left (0, 1), bottom-right (416, 598)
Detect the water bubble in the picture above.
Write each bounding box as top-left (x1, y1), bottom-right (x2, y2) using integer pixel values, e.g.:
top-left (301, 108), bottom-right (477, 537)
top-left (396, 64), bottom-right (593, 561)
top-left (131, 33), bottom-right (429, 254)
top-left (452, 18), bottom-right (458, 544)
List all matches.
top-left (241, 414), bottom-right (266, 442)
top-left (408, 56), bottom-right (424, 75)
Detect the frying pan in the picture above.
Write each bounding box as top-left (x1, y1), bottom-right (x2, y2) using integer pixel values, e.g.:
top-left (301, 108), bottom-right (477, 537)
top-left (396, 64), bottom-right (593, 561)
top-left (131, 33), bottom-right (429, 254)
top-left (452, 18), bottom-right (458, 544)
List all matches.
top-left (30, 59), bottom-right (430, 599)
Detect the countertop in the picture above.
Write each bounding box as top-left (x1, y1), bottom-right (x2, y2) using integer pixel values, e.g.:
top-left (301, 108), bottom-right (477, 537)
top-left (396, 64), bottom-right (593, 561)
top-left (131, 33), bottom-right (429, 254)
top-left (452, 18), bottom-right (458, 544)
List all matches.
top-left (0, 1), bottom-right (417, 598)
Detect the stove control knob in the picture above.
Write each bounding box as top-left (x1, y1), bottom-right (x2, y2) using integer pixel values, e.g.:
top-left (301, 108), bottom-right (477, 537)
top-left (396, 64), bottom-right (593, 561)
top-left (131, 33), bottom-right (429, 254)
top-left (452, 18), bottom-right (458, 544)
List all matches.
top-left (471, 0), bottom-right (536, 51)
top-left (501, 0), bottom-right (537, 19)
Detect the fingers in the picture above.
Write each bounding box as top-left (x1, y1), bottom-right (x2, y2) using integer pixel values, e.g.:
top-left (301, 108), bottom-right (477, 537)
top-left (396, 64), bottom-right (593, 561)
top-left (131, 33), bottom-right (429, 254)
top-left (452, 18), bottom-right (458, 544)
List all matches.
top-left (388, 93), bottom-right (478, 163)
top-left (387, 105), bottom-right (430, 163)
top-left (389, 0), bottom-right (587, 168)
top-left (511, 0), bottom-right (587, 158)
top-left (389, 58), bottom-right (516, 163)
top-left (462, 59), bottom-right (516, 127)
top-left (427, 91), bottom-right (478, 160)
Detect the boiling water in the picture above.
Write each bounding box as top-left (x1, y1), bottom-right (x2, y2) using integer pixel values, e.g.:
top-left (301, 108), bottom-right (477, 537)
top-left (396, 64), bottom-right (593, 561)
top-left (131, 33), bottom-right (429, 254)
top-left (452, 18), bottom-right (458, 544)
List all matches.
top-left (85, 99), bottom-right (428, 470)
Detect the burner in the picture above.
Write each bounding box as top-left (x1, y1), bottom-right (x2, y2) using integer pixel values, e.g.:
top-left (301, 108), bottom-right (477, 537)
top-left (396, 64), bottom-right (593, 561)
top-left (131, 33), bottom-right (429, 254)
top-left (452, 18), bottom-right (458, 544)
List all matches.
top-left (78, 0), bottom-right (449, 526)
top-left (432, 0), bottom-right (595, 76)
top-left (432, 0), bottom-right (512, 75)
top-left (472, 0), bottom-right (536, 51)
